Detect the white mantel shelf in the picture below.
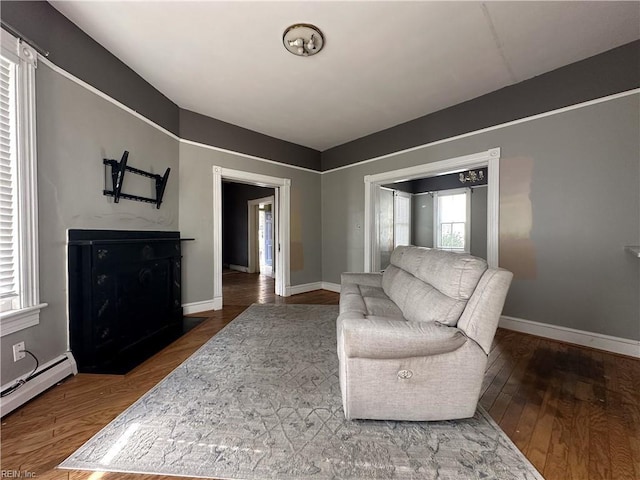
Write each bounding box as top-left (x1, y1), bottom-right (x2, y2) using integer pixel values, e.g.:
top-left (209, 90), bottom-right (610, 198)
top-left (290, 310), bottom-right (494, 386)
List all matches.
top-left (625, 246), bottom-right (640, 258)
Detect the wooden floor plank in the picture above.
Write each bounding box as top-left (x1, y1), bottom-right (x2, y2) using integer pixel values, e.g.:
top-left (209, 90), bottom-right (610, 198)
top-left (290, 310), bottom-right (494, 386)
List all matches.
top-left (2, 272), bottom-right (639, 480)
top-left (542, 349), bottom-right (577, 480)
top-left (527, 375), bottom-right (561, 472)
top-left (623, 399), bottom-right (640, 478)
top-left (589, 394), bottom-right (612, 479)
top-left (567, 399), bottom-right (590, 480)
top-left (607, 390), bottom-right (637, 480)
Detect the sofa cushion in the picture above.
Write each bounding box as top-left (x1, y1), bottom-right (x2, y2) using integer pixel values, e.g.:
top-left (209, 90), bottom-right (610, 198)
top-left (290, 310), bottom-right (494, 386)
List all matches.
top-left (382, 267), bottom-right (413, 310)
top-left (363, 297), bottom-right (404, 319)
top-left (340, 280), bottom-right (404, 319)
top-left (388, 246), bottom-right (487, 300)
top-left (402, 278), bottom-right (467, 326)
top-left (380, 267), bottom-right (463, 325)
top-left (359, 285), bottom-right (388, 299)
top-left (340, 292), bottom-right (367, 315)
top-left (341, 317), bottom-right (467, 359)
top-left (381, 246), bottom-right (488, 325)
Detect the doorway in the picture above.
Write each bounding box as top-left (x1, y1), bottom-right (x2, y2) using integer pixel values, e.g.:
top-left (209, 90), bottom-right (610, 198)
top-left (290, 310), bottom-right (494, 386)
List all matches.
top-left (364, 148), bottom-right (500, 271)
top-left (379, 169), bottom-right (489, 270)
top-left (212, 166), bottom-right (291, 309)
top-left (247, 195), bottom-right (275, 277)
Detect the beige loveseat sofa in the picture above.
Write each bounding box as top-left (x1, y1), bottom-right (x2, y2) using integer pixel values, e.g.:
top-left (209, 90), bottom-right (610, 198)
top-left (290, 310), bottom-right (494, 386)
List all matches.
top-left (337, 245), bottom-right (513, 421)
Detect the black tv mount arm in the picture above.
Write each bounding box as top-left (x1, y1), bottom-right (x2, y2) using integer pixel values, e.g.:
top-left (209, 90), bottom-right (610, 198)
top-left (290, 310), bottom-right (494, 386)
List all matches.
top-left (103, 151), bottom-right (170, 209)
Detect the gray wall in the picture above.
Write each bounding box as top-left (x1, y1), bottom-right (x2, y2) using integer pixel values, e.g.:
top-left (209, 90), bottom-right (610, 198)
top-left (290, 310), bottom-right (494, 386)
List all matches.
top-left (222, 182), bottom-right (274, 267)
top-left (1, 63), bottom-right (180, 385)
top-left (378, 189), bottom-right (394, 270)
top-left (470, 187), bottom-right (488, 259)
top-left (179, 143), bottom-right (322, 305)
top-left (322, 94), bottom-right (639, 340)
top-left (412, 194), bottom-right (434, 248)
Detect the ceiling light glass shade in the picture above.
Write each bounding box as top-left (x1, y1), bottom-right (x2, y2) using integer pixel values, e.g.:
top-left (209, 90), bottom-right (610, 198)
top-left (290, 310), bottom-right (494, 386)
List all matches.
top-left (283, 24), bottom-right (324, 57)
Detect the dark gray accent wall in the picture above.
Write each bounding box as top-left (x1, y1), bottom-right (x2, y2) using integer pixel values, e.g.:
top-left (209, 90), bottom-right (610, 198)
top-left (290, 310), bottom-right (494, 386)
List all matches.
top-left (388, 169), bottom-right (488, 194)
top-left (1, 0), bottom-right (180, 135)
top-left (180, 110), bottom-right (321, 171)
top-left (322, 41), bottom-right (640, 171)
top-left (222, 182), bottom-right (274, 267)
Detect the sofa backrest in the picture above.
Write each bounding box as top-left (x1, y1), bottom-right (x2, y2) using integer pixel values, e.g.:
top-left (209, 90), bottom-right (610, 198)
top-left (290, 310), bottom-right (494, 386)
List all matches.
top-left (382, 246), bottom-right (488, 326)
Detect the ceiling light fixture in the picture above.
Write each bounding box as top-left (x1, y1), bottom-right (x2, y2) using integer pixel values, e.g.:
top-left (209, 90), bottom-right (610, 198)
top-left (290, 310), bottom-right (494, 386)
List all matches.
top-left (459, 170), bottom-right (485, 183)
top-left (283, 24), bottom-right (324, 57)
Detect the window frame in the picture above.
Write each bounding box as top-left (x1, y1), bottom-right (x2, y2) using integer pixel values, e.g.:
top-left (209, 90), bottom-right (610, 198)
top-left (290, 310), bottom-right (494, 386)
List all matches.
top-left (393, 190), bottom-right (412, 248)
top-left (433, 187), bottom-right (471, 253)
top-left (0, 29), bottom-right (45, 337)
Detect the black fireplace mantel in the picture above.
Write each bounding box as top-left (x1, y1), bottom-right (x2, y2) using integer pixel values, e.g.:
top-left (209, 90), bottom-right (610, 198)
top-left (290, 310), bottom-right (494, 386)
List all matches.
top-left (68, 229), bottom-right (191, 374)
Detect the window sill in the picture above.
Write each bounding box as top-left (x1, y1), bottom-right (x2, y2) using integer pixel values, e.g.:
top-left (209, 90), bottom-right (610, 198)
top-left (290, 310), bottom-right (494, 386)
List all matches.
top-left (0, 303), bottom-right (47, 337)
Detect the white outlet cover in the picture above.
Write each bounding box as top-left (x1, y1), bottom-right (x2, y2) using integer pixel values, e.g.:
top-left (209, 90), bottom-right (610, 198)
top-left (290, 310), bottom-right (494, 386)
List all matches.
top-left (12, 342), bottom-right (25, 361)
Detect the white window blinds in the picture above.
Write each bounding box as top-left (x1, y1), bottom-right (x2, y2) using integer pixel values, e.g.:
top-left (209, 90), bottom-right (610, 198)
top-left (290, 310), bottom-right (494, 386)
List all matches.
top-left (0, 54), bottom-right (19, 310)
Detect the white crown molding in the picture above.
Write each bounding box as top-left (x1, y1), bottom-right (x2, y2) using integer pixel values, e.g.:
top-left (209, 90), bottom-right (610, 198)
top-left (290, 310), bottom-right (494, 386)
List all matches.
top-left (179, 139), bottom-right (319, 174)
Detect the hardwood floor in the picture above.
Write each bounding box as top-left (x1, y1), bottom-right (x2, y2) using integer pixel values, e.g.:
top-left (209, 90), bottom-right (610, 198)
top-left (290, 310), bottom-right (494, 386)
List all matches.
top-left (1, 273), bottom-right (638, 479)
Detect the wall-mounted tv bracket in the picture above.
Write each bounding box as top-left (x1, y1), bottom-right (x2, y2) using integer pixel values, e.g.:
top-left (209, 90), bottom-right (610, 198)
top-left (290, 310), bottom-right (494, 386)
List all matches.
top-left (103, 151), bottom-right (170, 209)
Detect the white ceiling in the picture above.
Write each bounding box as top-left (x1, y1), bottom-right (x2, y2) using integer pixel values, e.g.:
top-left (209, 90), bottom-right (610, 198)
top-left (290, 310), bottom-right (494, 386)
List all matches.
top-left (50, 1), bottom-right (639, 151)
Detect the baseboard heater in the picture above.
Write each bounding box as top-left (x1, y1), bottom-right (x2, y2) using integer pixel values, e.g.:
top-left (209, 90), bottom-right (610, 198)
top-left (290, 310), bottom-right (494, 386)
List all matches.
top-left (0, 353), bottom-right (77, 417)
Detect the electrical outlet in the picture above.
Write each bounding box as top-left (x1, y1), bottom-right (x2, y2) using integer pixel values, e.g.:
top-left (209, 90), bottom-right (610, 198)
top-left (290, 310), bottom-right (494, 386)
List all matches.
top-left (12, 342), bottom-right (25, 362)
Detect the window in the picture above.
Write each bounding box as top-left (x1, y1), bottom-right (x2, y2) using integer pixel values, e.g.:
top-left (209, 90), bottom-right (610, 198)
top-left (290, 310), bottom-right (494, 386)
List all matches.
top-left (434, 189), bottom-right (470, 252)
top-left (1, 54), bottom-right (19, 311)
top-left (393, 191), bottom-right (411, 248)
top-left (0, 29), bottom-right (43, 336)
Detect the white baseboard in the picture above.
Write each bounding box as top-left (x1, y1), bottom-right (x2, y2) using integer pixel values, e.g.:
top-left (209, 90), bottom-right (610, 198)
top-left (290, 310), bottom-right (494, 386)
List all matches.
top-left (213, 297), bottom-right (223, 310)
top-left (321, 282), bottom-right (341, 293)
top-left (1, 352), bottom-right (77, 417)
top-left (287, 282), bottom-right (323, 296)
top-left (286, 281), bottom-right (342, 296)
top-left (229, 264), bottom-right (249, 273)
top-left (499, 315), bottom-right (640, 358)
top-left (183, 299), bottom-right (219, 314)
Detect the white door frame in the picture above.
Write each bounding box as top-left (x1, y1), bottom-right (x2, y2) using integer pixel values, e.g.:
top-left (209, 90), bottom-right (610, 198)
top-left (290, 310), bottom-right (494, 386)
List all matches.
top-left (213, 167), bottom-right (291, 308)
top-left (247, 195), bottom-right (275, 275)
top-left (364, 148), bottom-right (501, 271)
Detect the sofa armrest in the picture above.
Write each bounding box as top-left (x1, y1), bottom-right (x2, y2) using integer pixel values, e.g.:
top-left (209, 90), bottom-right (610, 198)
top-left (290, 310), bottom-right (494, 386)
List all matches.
top-left (340, 318), bottom-right (467, 359)
top-left (456, 268), bottom-right (513, 355)
top-left (341, 272), bottom-right (383, 288)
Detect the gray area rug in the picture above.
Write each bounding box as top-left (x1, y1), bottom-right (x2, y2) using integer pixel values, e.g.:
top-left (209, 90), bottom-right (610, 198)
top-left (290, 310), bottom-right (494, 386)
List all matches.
top-left (60, 304), bottom-right (543, 480)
